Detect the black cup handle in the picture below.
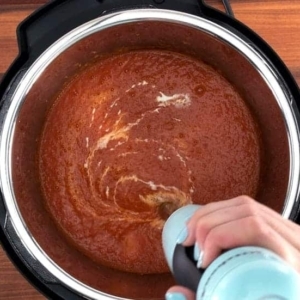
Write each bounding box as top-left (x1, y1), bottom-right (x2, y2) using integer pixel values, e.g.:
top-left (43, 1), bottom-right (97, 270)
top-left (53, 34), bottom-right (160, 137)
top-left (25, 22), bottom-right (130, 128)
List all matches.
top-left (172, 244), bottom-right (204, 292)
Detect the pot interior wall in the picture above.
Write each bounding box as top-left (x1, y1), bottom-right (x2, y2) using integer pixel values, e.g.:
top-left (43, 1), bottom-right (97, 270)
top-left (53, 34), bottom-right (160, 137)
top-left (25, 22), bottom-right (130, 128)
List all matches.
top-left (11, 20), bottom-right (289, 299)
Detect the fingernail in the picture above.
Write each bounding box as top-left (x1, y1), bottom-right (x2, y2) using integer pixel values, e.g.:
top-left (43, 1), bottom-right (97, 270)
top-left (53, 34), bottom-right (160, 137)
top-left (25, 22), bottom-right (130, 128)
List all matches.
top-left (176, 228), bottom-right (188, 244)
top-left (165, 292), bottom-right (186, 300)
top-left (194, 243), bottom-right (204, 268)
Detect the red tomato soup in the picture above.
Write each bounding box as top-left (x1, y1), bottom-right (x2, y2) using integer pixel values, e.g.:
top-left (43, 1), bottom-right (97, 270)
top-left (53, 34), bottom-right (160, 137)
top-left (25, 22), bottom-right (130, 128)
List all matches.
top-left (39, 50), bottom-right (261, 274)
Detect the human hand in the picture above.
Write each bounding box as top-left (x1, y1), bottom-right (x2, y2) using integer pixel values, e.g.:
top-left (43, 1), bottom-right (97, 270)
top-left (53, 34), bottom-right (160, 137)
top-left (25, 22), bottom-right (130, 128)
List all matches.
top-left (165, 195), bottom-right (300, 300)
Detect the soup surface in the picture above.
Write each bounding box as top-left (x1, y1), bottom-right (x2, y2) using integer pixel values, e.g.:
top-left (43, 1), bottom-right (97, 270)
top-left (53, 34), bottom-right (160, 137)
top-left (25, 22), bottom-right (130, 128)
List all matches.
top-left (39, 50), bottom-right (261, 274)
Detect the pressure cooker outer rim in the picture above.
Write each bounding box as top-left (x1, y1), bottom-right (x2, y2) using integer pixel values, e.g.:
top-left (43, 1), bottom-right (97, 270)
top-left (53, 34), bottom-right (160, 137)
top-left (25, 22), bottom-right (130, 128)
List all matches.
top-left (5, 7), bottom-right (300, 219)
top-left (0, 7), bottom-right (300, 300)
top-left (287, 98), bottom-right (300, 224)
top-left (0, 192), bottom-right (74, 300)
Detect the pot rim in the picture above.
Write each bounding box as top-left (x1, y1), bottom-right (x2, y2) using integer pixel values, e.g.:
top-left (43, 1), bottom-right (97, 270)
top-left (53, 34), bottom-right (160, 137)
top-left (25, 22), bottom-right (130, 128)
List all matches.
top-left (1, 8), bottom-right (299, 299)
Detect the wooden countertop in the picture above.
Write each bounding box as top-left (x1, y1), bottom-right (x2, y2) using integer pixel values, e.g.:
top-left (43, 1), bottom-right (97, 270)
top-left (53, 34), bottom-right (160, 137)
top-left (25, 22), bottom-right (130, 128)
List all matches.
top-left (0, 0), bottom-right (300, 299)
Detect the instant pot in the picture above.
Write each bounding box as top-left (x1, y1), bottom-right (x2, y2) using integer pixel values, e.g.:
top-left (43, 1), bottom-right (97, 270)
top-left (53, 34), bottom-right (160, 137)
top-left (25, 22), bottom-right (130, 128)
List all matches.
top-left (1, 0), bottom-right (300, 299)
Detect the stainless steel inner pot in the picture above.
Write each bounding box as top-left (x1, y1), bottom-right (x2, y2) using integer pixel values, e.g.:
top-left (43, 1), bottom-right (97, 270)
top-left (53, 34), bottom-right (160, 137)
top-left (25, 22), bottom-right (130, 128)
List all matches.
top-left (1, 9), bottom-right (300, 300)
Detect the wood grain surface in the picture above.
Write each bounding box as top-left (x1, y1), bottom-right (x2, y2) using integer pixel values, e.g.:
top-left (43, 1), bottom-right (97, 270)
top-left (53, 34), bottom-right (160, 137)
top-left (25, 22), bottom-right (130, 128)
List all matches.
top-left (0, 0), bottom-right (299, 299)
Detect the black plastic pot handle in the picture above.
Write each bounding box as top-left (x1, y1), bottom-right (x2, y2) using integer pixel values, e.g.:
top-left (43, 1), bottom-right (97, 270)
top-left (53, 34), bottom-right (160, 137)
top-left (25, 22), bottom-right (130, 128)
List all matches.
top-left (172, 244), bottom-right (204, 292)
top-left (16, 0), bottom-right (235, 59)
top-left (221, 0), bottom-right (234, 17)
top-left (17, 0), bottom-right (205, 60)
top-left (0, 0), bottom-right (201, 101)
top-left (1, 0), bottom-right (235, 101)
